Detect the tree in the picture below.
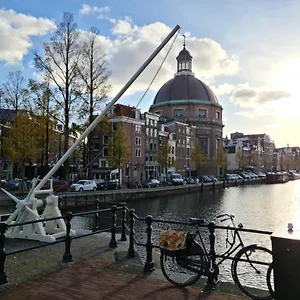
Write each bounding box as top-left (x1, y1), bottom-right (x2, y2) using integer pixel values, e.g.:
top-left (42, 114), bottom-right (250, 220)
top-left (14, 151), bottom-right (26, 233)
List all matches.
top-left (107, 123), bottom-right (131, 186)
top-left (213, 146), bottom-right (227, 178)
top-left (3, 112), bottom-right (44, 193)
top-left (77, 27), bottom-right (111, 178)
top-left (34, 12), bottom-right (81, 180)
top-left (1, 71), bottom-right (28, 112)
top-left (190, 143), bottom-right (207, 176)
top-left (157, 138), bottom-right (172, 180)
top-left (236, 149), bottom-right (246, 171)
top-left (28, 80), bottom-right (59, 176)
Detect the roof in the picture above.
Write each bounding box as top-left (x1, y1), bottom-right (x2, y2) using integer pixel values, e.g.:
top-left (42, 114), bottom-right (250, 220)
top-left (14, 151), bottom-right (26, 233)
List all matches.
top-left (152, 75), bottom-right (219, 105)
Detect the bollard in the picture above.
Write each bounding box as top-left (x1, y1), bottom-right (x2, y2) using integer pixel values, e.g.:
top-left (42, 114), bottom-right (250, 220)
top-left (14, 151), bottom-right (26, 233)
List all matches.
top-left (92, 200), bottom-right (100, 232)
top-left (200, 182), bottom-right (204, 192)
top-left (205, 221), bottom-right (219, 288)
top-left (143, 215), bottom-right (155, 272)
top-left (242, 179), bottom-right (245, 185)
top-left (128, 209), bottom-right (135, 257)
top-left (0, 222), bottom-right (7, 284)
top-left (222, 179), bottom-right (226, 189)
top-left (120, 202), bottom-right (127, 241)
top-left (62, 212), bottom-right (73, 263)
top-left (212, 181), bottom-right (215, 191)
top-left (109, 205), bottom-right (117, 248)
top-left (235, 179), bottom-right (238, 187)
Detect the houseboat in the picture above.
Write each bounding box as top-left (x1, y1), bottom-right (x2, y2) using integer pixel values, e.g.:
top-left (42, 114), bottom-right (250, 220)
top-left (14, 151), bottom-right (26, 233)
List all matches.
top-left (266, 172), bottom-right (289, 184)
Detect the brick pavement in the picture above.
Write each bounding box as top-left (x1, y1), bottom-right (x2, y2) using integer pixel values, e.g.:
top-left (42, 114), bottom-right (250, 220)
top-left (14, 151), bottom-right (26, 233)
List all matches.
top-left (1, 258), bottom-right (248, 300)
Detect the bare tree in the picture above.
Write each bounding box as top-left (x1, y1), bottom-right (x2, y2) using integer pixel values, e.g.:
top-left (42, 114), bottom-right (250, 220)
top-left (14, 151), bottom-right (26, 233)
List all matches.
top-left (77, 27), bottom-right (111, 178)
top-left (1, 71), bottom-right (28, 112)
top-left (34, 12), bottom-right (82, 180)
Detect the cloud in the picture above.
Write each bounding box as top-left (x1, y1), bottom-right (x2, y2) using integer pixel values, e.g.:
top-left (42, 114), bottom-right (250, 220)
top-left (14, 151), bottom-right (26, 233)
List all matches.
top-left (231, 86), bottom-right (291, 107)
top-left (79, 4), bottom-right (110, 18)
top-left (78, 6), bottom-right (240, 99)
top-left (0, 9), bottom-right (56, 65)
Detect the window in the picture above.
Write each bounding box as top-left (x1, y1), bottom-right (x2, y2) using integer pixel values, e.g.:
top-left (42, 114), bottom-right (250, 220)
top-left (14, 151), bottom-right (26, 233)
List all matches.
top-left (135, 136), bottom-right (141, 146)
top-left (216, 111), bottom-right (220, 119)
top-left (174, 109), bottom-right (184, 117)
top-left (135, 148), bottom-right (141, 157)
top-left (135, 125), bottom-right (141, 133)
top-left (187, 148), bottom-right (190, 156)
top-left (198, 109), bottom-right (207, 118)
top-left (172, 147), bottom-right (175, 154)
top-left (155, 111), bottom-right (161, 115)
top-left (101, 160), bottom-right (107, 167)
top-left (112, 122), bottom-right (117, 131)
top-left (94, 143), bottom-right (99, 150)
top-left (146, 128), bottom-right (149, 136)
top-left (103, 148), bottom-right (108, 157)
top-left (150, 143), bottom-right (153, 150)
top-left (199, 137), bottom-right (209, 154)
top-left (103, 135), bottom-right (108, 145)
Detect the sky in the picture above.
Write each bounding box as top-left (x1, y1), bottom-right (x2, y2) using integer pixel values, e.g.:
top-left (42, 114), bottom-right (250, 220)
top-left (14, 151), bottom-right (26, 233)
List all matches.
top-left (0, 0), bottom-right (300, 148)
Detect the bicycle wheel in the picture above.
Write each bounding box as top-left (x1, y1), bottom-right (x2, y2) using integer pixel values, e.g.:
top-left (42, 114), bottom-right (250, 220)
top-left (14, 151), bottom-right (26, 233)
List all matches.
top-left (266, 263), bottom-right (275, 298)
top-left (160, 250), bottom-right (203, 287)
top-left (231, 245), bottom-right (273, 300)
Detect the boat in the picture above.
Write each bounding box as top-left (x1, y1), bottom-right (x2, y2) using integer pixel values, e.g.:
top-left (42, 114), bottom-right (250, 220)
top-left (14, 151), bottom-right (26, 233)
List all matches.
top-left (266, 172), bottom-right (289, 184)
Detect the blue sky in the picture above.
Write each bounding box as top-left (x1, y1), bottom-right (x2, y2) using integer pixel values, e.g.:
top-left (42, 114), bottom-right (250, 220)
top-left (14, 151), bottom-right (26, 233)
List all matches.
top-left (0, 0), bottom-right (300, 147)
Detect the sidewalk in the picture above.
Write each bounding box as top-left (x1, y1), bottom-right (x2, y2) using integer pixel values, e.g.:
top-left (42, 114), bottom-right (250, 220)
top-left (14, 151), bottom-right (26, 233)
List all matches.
top-left (0, 233), bottom-right (248, 300)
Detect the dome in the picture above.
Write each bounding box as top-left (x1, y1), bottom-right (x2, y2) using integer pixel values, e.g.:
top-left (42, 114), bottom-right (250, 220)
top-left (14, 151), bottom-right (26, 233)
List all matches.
top-left (153, 75), bottom-right (219, 105)
top-left (177, 47), bottom-right (191, 58)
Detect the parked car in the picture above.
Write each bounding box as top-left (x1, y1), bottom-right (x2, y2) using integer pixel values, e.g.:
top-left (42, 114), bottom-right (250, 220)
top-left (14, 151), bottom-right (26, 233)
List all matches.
top-left (224, 174), bottom-right (236, 181)
top-left (94, 179), bottom-right (108, 190)
top-left (4, 178), bottom-right (22, 190)
top-left (185, 177), bottom-right (199, 184)
top-left (208, 175), bottom-right (218, 182)
top-left (106, 179), bottom-right (121, 190)
top-left (70, 180), bottom-right (97, 192)
top-left (37, 179), bottom-right (69, 192)
top-left (142, 178), bottom-right (160, 188)
top-left (167, 172), bottom-right (184, 185)
top-left (198, 175), bottom-right (212, 183)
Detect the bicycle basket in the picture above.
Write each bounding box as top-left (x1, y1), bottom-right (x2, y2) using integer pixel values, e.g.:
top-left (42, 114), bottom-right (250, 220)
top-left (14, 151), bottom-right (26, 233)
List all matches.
top-left (159, 231), bottom-right (188, 251)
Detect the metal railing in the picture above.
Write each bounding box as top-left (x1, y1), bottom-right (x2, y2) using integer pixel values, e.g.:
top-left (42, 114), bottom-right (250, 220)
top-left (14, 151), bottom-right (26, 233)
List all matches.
top-left (0, 201), bottom-right (272, 287)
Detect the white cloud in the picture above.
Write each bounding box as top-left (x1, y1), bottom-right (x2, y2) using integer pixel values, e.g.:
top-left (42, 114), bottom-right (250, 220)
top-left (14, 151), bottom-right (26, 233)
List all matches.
top-left (0, 9), bottom-right (56, 65)
top-left (231, 85), bottom-right (291, 108)
top-left (79, 4), bottom-right (110, 18)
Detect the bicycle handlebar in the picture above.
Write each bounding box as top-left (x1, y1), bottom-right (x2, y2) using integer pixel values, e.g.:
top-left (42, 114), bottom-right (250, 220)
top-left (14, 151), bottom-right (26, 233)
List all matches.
top-left (216, 213), bottom-right (235, 219)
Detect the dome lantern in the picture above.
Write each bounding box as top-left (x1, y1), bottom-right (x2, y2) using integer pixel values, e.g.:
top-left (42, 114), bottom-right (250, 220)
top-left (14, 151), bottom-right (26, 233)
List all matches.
top-left (176, 35), bottom-right (193, 73)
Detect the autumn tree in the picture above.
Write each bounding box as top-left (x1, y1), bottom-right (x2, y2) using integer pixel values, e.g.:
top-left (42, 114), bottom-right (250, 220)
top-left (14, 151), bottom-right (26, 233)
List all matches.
top-left (190, 143), bottom-right (207, 176)
top-left (236, 149), bottom-right (245, 171)
top-left (34, 12), bottom-right (81, 180)
top-left (107, 122), bottom-right (131, 186)
top-left (157, 138), bottom-right (172, 180)
top-left (213, 146), bottom-right (227, 178)
top-left (3, 112), bottom-right (44, 193)
top-left (77, 27), bottom-right (111, 178)
top-left (1, 71), bottom-right (28, 112)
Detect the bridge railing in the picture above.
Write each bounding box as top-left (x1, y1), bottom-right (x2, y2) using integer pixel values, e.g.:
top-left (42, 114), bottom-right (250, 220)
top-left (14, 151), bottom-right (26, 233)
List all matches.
top-left (0, 201), bottom-right (273, 288)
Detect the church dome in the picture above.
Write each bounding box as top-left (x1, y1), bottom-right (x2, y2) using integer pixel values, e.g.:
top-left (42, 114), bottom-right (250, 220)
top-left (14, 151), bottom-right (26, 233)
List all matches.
top-left (151, 41), bottom-right (219, 107)
top-left (153, 75), bottom-right (219, 105)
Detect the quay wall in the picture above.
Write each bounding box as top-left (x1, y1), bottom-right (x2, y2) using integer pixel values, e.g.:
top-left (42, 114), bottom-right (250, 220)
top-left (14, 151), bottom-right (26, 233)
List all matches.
top-left (0, 179), bottom-right (265, 210)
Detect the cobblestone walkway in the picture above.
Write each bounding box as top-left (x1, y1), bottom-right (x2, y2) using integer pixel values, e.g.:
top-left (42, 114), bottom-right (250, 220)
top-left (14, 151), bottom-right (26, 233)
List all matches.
top-left (1, 258), bottom-right (248, 300)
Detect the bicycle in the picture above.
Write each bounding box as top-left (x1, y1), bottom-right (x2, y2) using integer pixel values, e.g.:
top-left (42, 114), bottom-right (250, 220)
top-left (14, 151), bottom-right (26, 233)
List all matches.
top-left (159, 213), bottom-right (274, 300)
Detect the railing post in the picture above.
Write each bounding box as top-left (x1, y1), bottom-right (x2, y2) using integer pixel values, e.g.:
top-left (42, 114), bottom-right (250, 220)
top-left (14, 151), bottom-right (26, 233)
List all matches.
top-left (0, 222), bottom-right (8, 284)
top-left (62, 212), bottom-right (73, 263)
top-left (200, 182), bottom-right (204, 192)
top-left (109, 205), bottom-right (117, 248)
top-left (120, 202), bottom-right (127, 241)
top-left (205, 221), bottom-right (219, 288)
top-left (144, 215), bottom-right (155, 272)
top-left (92, 200), bottom-right (100, 232)
top-left (128, 209), bottom-right (135, 257)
